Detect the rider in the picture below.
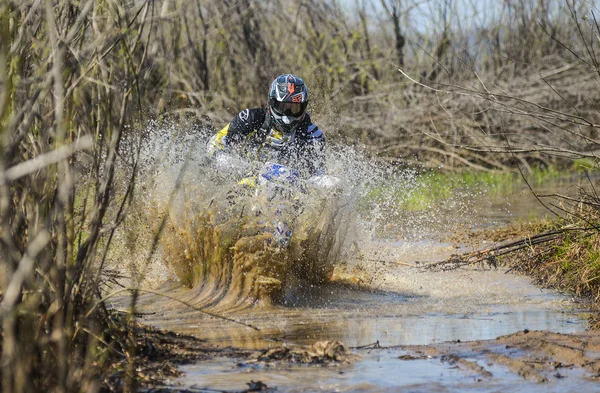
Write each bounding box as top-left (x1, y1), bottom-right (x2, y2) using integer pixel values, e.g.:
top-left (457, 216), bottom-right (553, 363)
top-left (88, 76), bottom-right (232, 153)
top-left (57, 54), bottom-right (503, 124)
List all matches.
top-left (207, 74), bottom-right (325, 178)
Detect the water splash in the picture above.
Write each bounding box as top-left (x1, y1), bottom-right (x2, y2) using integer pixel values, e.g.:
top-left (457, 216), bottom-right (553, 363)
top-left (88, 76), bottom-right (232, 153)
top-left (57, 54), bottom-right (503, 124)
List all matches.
top-left (113, 120), bottom-right (485, 306)
top-left (160, 154), bottom-right (360, 308)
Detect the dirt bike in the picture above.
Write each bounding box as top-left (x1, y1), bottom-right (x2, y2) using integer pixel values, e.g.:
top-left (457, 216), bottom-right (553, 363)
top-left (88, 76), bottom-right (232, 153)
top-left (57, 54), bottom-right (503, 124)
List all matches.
top-left (252, 162), bottom-right (305, 248)
top-left (247, 161), bottom-right (341, 249)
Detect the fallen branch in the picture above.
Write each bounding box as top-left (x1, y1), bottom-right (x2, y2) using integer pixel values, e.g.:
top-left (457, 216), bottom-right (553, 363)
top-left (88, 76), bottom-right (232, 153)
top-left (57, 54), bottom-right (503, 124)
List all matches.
top-left (420, 226), bottom-right (587, 271)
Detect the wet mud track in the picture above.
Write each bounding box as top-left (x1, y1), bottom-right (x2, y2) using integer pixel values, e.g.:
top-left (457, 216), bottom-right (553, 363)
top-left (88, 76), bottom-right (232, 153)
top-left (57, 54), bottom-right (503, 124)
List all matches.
top-left (390, 329), bottom-right (600, 391)
top-left (125, 263), bottom-right (586, 349)
top-left (162, 329), bottom-right (600, 393)
top-left (122, 238), bottom-right (596, 392)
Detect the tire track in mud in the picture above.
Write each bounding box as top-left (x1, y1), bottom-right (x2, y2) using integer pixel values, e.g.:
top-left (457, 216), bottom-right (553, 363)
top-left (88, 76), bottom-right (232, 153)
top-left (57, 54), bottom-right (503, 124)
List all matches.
top-left (398, 329), bottom-right (600, 384)
top-left (440, 354), bottom-right (494, 379)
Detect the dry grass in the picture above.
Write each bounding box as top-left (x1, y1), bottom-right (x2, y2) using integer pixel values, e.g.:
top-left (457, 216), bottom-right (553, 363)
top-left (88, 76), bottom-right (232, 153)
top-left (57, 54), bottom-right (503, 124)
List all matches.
top-left (1, 1), bottom-right (158, 391)
top-left (503, 227), bottom-right (600, 306)
top-left (431, 214), bottom-right (600, 324)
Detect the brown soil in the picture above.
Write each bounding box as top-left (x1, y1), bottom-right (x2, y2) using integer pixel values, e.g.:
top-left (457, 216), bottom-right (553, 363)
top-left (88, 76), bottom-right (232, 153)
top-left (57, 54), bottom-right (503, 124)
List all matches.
top-left (396, 329), bottom-right (600, 384)
top-left (106, 323), bottom-right (354, 392)
top-left (102, 321), bottom-right (250, 392)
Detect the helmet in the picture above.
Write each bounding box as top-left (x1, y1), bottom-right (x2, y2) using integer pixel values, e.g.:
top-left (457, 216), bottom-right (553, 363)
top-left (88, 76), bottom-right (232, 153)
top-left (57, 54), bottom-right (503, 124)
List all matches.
top-left (268, 74), bottom-right (309, 133)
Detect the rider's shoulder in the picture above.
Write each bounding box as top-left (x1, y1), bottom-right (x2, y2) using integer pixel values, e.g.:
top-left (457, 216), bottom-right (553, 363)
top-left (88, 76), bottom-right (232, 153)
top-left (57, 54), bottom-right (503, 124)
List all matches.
top-left (234, 108), bottom-right (266, 124)
top-left (298, 113), bottom-right (325, 141)
top-left (229, 108), bottom-right (267, 134)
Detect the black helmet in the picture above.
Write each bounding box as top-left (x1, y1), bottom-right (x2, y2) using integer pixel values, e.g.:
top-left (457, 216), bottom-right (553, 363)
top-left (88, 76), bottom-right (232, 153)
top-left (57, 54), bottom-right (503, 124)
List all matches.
top-left (268, 74), bottom-right (309, 133)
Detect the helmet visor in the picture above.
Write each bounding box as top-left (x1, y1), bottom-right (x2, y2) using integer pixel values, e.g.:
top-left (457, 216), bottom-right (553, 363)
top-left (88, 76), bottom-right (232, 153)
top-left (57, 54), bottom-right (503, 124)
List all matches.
top-left (270, 101), bottom-right (307, 118)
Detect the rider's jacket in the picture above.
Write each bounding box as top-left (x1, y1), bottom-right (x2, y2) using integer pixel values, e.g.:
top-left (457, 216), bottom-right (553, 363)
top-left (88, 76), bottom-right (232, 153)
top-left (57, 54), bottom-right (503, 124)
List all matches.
top-left (208, 108), bottom-right (325, 176)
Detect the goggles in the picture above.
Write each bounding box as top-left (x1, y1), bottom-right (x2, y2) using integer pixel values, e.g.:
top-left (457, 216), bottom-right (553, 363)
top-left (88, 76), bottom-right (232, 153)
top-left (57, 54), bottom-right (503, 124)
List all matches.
top-left (270, 100), bottom-right (307, 118)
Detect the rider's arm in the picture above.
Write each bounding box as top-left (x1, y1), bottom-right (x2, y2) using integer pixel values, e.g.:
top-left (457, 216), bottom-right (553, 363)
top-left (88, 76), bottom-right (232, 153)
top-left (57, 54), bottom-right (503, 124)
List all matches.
top-left (207, 124), bottom-right (230, 156)
top-left (207, 109), bottom-right (266, 156)
top-left (303, 123), bottom-right (326, 176)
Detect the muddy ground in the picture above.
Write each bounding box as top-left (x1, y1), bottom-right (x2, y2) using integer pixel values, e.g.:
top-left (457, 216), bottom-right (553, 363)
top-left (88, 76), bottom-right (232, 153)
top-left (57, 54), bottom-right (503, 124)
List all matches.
top-left (136, 327), bottom-right (600, 392)
top-left (121, 233), bottom-right (600, 392)
top-left (116, 188), bottom-right (600, 391)
top-left (396, 329), bottom-right (600, 384)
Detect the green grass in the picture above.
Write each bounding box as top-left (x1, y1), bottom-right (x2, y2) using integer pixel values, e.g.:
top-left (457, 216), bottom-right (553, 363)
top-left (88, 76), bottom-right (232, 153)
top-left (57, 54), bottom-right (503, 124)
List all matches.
top-left (363, 166), bottom-right (568, 212)
top-left (572, 158), bottom-right (598, 173)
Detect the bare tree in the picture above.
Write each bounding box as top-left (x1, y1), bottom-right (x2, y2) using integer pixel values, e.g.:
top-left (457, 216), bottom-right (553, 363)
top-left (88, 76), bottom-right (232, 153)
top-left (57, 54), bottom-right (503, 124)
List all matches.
top-left (380, 0), bottom-right (407, 66)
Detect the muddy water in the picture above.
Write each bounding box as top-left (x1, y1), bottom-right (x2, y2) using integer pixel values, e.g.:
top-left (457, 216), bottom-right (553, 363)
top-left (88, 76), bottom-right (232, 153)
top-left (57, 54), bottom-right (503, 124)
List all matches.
top-left (133, 231), bottom-right (589, 392)
top-left (127, 179), bottom-right (593, 392)
top-left (177, 350), bottom-right (599, 393)
top-left (131, 238), bottom-right (586, 349)
top-left (114, 128), bottom-right (594, 391)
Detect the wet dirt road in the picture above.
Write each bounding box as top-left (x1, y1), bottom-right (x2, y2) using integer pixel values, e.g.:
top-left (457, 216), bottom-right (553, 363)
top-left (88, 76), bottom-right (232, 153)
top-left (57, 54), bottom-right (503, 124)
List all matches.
top-left (131, 240), bottom-right (587, 350)
top-left (119, 235), bottom-right (594, 393)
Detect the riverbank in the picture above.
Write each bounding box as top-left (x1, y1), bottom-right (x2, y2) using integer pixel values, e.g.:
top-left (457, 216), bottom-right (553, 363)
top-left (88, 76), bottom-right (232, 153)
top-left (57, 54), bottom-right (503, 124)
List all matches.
top-left (99, 315), bottom-right (249, 392)
top-left (450, 218), bottom-right (600, 328)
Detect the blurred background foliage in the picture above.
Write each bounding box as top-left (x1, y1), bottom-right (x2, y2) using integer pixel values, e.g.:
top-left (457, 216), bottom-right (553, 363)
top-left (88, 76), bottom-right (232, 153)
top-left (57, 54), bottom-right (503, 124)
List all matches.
top-left (105, 0), bottom-right (600, 170)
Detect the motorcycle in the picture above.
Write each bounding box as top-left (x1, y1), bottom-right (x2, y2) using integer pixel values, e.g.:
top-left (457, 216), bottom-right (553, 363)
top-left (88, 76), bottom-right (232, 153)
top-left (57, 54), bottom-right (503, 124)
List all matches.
top-left (253, 162), bottom-right (305, 248)
top-left (209, 156), bottom-right (345, 288)
top-left (247, 161), bottom-right (341, 249)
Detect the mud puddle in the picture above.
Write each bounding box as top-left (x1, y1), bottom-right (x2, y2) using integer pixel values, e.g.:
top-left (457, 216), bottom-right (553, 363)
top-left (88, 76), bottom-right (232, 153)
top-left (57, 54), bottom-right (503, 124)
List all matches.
top-left (175, 346), bottom-right (598, 393)
top-left (123, 235), bottom-right (590, 392)
top-left (133, 268), bottom-right (587, 350)
top-left (155, 272), bottom-right (592, 393)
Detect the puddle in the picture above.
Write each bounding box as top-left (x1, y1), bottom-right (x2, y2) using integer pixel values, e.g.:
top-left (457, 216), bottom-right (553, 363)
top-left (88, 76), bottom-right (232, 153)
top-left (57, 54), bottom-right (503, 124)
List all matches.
top-left (135, 281), bottom-right (587, 350)
top-left (174, 348), bottom-right (598, 393)
top-left (122, 202), bottom-right (590, 391)
top-left (149, 233), bottom-right (591, 392)
top-left (127, 230), bottom-right (589, 351)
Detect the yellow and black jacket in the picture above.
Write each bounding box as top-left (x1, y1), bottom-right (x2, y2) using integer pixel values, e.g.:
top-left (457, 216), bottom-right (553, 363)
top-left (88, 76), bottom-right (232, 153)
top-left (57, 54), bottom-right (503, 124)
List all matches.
top-left (208, 108), bottom-right (325, 176)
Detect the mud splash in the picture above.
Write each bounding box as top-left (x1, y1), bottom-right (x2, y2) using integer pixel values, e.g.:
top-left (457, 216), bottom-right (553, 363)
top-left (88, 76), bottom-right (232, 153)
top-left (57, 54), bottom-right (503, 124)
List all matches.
top-left (124, 121), bottom-right (382, 308)
top-left (161, 190), bottom-right (353, 308)
top-left (110, 120), bottom-right (531, 310)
